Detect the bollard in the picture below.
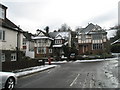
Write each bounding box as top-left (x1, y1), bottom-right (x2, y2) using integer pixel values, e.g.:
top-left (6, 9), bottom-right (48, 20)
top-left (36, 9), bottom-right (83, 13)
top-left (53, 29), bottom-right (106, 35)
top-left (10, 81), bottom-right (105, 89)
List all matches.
top-left (48, 57), bottom-right (51, 65)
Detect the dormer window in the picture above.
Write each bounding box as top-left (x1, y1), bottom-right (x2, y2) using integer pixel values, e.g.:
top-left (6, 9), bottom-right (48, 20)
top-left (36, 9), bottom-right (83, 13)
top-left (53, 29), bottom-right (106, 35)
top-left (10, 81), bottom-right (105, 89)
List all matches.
top-left (0, 7), bottom-right (5, 19)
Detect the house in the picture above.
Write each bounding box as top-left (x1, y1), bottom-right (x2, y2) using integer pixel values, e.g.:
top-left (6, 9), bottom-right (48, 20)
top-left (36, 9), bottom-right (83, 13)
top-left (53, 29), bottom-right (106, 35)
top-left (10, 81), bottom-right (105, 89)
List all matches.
top-left (0, 4), bottom-right (44, 71)
top-left (77, 23), bottom-right (107, 55)
top-left (49, 31), bottom-right (71, 60)
top-left (32, 30), bottom-right (53, 59)
top-left (23, 32), bottom-right (35, 58)
top-left (0, 4), bottom-right (24, 63)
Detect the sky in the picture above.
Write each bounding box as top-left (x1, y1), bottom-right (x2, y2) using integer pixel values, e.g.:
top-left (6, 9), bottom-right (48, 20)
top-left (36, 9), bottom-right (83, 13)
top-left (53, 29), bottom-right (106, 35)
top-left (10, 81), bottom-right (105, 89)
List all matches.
top-left (1, 0), bottom-right (119, 38)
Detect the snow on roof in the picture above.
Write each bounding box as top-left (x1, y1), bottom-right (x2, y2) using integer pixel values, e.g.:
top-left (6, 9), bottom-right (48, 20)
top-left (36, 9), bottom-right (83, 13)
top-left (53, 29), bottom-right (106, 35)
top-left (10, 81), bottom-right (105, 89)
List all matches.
top-left (49, 32), bottom-right (70, 40)
top-left (64, 41), bottom-right (68, 45)
top-left (53, 44), bottom-right (63, 47)
top-left (111, 39), bottom-right (120, 45)
top-left (32, 36), bottom-right (53, 40)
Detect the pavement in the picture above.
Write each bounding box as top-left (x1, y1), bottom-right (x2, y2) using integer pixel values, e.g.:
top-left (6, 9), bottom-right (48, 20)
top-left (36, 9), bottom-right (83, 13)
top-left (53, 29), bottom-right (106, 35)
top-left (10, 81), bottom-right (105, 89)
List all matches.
top-left (14, 65), bottom-right (58, 78)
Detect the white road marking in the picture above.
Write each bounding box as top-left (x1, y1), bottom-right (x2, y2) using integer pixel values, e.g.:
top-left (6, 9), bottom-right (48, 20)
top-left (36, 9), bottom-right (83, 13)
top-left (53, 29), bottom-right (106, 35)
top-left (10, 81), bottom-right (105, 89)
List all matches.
top-left (70, 74), bottom-right (80, 87)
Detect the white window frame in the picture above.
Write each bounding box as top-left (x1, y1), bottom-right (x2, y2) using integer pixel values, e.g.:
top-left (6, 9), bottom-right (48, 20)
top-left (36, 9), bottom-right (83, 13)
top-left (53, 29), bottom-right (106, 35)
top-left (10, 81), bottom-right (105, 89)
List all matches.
top-left (11, 53), bottom-right (16, 61)
top-left (23, 38), bottom-right (26, 46)
top-left (49, 49), bottom-right (52, 53)
top-left (1, 53), bottom-right (5, 62)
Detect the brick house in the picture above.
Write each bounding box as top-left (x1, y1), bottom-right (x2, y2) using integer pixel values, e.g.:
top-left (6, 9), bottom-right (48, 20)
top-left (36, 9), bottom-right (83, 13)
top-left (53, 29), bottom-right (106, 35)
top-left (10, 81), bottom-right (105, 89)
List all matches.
top-left (77, 23), bottom-right (107, 55)
top-left (32, 30), bottom-right (53, 59)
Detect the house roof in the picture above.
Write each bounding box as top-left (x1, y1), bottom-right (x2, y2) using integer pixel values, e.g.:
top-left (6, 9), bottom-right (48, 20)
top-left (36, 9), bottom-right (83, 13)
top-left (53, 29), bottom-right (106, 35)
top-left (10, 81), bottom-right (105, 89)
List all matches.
top-left (36, 29), bottom-right (49, 37)
top-left (49, 31), bottom-right (70, 40)
top-left (34, 29), bottom-right (53, 40)
top-left (0, 3), bottom-right (7, 9)
top-left (111, 39), bottom-right (120, 45)
top-left (80, 23), bottom-right (95, 33)
top-left (0, 3), bottom-right (23, 32)
top-left (32, 36), bottom-right (53, 40)
top-left (23, 32), bottom-right (35, 41)
top-left (78, 23), bottom-right (106, 34)
top-left (0, 18), bottom-right (23, 32)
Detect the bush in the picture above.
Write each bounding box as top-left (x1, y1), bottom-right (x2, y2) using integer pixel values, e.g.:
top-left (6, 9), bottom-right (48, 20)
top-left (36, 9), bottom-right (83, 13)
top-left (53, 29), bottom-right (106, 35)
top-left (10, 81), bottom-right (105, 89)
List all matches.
top-left (111, 44), bottom-right (120, 53)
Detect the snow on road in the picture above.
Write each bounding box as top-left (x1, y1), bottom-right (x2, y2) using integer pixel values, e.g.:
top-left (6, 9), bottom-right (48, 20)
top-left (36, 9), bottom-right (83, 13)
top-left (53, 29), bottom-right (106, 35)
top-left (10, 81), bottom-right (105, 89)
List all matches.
top-left (99, 58), bottom-right (119, 88)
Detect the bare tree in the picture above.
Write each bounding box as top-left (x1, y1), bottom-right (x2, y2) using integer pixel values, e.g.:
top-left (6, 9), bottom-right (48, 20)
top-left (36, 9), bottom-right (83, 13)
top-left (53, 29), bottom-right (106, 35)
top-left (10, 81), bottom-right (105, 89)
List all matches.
top-left (59, 23), bottom-right (71, 31)
top-left (44, 26), bottom-right (49, 34)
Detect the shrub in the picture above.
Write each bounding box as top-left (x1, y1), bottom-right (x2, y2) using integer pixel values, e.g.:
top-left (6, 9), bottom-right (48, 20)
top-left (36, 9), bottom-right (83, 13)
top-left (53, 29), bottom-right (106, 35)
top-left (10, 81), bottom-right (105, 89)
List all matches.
top-left (111, 44), bottom-right (120, 53)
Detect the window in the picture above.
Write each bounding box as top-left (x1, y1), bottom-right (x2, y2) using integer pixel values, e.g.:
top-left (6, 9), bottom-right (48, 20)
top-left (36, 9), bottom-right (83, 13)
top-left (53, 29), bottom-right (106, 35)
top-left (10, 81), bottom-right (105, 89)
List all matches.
top-left (23, 38), bottom-right (26, 46)
top-left (49, 49), bottom-right (52, 53)
top-left (0, 8), bottom-right (5, 19)
top-left (37, 47), bottom-right (46, 54)
top-left (92, 34), bottom-right (102, 40)
top-left (92, 44), bottom-right (103, 50)
top-left (81, 34), bottom-right (86, 41)
top-left (0, 53), bottom-right (5, 62)
top-left (11, 53), bottom-right (16, 61)
top-left (29, 42), bottom-right (34, 51)
top-left (55, 40), bottom-right (62, 44)
top-left (0, 30), bottom-right (5, 41)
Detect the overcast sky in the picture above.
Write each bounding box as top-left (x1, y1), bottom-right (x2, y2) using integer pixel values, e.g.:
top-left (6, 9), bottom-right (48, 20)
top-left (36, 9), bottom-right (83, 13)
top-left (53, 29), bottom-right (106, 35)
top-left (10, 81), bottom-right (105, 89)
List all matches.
top-left (1, 0), bottom-right (119, 37)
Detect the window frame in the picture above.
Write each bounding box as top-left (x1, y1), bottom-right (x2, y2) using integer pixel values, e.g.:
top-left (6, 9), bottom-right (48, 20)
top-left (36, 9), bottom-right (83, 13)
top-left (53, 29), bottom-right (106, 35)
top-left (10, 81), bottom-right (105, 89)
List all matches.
top-left (49, 49), bottom-right (52, 53)
top-left (11, 53), bottom-right (17, 61)
top-left (0, 8), bottom-right (5, 19)
top-left (92, 43), bottom-right (103, 50)
top-left (1, 53), bottom-right (5, 62)
top-left (37, 47), bottom-right (46, 54)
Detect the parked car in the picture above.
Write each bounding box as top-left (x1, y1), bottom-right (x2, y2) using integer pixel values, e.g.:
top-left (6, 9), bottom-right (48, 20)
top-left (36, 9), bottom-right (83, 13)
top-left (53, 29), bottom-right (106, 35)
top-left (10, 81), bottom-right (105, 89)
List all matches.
top-left (70, 53), bottom-right (76, 60)
top-left (0, 72), bottom-right (17, 90)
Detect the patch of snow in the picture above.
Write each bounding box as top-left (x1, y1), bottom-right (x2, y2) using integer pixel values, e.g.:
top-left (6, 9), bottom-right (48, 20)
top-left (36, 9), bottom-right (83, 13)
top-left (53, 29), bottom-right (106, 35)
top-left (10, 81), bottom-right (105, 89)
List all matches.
top-left (53, 44), bottom-right (63, 47)
top-left (75, 58), bottom-right (118, 63)
top-left (103, 69), bottom-right (119, 88)
top-left (32, 36), bottom-right (53, 40)
top-left (15, 65), bottom-right (57, 77)
top-left (46, 60), bottom-right (67, 64)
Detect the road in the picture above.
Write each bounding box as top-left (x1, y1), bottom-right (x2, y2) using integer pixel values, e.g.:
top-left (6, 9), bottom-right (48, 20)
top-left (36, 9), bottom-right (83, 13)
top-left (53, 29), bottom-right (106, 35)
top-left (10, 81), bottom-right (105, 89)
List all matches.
top-left (15, 59), bottom-right (119, 88)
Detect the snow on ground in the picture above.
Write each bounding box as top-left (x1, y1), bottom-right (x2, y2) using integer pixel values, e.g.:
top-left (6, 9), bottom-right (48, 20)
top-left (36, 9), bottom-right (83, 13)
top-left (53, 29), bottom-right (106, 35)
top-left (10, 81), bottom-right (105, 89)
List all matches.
top-left (75, 57), bottom-right (119, 88)
top-left (45, 60), bottom-right (67, 64)
top-left (14, 65), bottom-right (58, 77)
top-left (99, 58), bottom-right (119, 88)
top-left (75, 58), bottom-right (118, 63)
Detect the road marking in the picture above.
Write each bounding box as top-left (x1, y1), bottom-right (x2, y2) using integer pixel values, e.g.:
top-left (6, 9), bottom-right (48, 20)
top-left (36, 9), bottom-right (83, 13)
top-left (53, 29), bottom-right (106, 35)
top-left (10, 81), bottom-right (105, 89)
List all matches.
top-left (70, 74), bottom-right (80, 87)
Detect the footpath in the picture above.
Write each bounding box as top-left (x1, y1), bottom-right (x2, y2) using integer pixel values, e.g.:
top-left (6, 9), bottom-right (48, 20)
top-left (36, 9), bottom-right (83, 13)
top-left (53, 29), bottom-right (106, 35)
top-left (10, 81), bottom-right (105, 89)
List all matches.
top-left (14, 65), bottom-right (57, 78)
